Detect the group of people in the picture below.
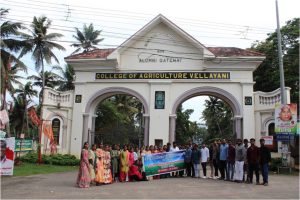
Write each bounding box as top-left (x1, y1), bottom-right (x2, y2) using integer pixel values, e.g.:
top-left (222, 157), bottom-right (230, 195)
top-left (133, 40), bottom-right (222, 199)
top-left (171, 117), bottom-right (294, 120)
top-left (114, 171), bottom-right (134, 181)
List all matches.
top-left (76, 143), bottom-right (145, 188)
top-left (185, 138), bottom-right (271, 186)
top-left (76, 138), bottom-right (271, 188)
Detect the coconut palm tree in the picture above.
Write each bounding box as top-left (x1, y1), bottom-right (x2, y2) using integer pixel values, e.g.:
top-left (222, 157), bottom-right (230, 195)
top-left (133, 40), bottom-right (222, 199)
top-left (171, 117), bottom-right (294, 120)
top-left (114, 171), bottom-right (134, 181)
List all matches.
top-left (15, 82), bottom-right (37, 135)
top-left (28, 70), bottom-right (62, 103)
top-left (56, 64), bottom-right (75, 91)
top-left (19, 16), bottom-right (65, 87)
top-left (202, 96), bottom-right (225, 136)
top-left (9, 96), bottom-right (25, 136)
top-left (0, 8), bottom-right (28, 110)
top-left (71, 23), bottom-right (104, 55)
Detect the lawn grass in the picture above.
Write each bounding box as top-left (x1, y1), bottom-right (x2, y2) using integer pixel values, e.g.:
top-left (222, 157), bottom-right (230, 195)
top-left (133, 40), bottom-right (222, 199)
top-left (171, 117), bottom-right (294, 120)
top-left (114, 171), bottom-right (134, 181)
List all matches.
top-left (12, 162), bottom-right (78, 176)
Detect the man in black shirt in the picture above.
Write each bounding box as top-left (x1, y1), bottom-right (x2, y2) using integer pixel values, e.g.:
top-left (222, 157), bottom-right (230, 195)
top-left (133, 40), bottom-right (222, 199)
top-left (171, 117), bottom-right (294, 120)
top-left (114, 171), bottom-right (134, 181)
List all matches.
top-left (259, 138), bottom-right (271, 186)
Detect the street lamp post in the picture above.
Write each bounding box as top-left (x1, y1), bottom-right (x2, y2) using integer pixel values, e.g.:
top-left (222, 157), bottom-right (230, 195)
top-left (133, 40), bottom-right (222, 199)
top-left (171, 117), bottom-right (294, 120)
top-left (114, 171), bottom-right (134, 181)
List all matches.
top-left (275, 0), bottom-right (286, 104)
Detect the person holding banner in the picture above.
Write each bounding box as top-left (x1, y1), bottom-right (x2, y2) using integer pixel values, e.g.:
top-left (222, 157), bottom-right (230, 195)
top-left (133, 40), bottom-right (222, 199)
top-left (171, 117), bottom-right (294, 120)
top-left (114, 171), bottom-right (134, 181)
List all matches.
top-left (184, 144), bottom-right (193, 177)
top-left (191, 144), bottom-right (201, 178)
top-left (128, 147), bottom-right (143, 181)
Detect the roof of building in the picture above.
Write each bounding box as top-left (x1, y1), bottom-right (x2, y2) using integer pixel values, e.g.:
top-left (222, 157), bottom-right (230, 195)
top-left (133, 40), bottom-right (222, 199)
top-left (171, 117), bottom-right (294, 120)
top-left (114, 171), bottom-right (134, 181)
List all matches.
top-left (207, 47), bottom-right (265, 57)
top-left (64, 47), bottom-right (264, 60)
top-left (65, 48), bottom-right (115, 59)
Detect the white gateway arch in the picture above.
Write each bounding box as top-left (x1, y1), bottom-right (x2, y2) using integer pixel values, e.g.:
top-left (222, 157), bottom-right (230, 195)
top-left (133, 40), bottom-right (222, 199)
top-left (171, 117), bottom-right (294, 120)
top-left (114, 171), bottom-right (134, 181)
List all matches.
top-left (41, 14), bottom-right (290, 157)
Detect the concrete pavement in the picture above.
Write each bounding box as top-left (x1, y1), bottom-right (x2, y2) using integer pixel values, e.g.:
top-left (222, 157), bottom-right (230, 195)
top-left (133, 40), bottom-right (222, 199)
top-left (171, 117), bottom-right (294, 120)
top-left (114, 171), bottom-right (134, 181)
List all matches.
top-left (1, 171), bottom-right (299, 199)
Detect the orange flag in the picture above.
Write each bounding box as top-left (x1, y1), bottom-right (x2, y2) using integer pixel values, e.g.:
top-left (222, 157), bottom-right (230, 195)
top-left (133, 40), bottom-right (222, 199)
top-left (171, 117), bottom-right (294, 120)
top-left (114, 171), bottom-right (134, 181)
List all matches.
top-left (28, 107), bottom-right (40, 126)
top-left (42, 121), bottom-right (54, 142)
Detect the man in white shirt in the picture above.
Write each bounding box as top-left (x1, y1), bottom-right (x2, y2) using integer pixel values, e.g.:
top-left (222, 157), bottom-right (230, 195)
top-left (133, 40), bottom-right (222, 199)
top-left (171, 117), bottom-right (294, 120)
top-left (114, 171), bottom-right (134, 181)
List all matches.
top-left (170, 142), bottom-right (179, 152)
top-left (170, 142), bottom-right (180, 177)
top-left (200, 143), bottom-right (209, 178)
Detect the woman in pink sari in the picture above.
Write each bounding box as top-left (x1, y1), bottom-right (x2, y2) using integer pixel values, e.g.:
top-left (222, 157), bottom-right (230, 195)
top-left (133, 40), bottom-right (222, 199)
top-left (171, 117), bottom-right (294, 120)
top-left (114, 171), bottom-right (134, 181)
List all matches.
top-left (76, 142), bottom-right (91, 188)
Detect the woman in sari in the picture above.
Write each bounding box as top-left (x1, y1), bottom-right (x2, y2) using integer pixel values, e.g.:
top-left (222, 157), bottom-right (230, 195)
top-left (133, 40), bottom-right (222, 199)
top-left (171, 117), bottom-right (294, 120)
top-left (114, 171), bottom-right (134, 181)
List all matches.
top-left (88, 144), bottom-right (97, 183)
top-left (110, 144), bottom-right (120, 182)
top-left (95, 144), bottom-right (105, 185)
top-left (119, 145), bottom-right (130, 182)
top-left (102, 145), bottom-right (113, 184)
top-left (76, 142), bottom-right (91, 188)
top-left (128, 147), bottom-right (143, 181)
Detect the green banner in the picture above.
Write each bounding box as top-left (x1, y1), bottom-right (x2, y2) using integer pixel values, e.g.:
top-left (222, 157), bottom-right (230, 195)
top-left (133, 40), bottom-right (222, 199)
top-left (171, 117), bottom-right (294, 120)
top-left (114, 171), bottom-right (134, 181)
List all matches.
top-left (142, 150), bottom-right (185, 177)
top-left (15, 139), bottom-right (33, 152)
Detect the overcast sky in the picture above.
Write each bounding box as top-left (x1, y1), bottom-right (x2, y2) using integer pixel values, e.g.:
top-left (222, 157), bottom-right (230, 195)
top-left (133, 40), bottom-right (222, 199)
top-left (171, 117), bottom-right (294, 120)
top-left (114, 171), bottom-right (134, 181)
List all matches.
top-left (1, 0), bottom-right (299, 122)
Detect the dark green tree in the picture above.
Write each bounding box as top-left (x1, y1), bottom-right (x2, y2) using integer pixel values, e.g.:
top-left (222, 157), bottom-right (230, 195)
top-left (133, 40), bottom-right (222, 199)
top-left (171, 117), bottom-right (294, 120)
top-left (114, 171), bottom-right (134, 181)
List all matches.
top-left (71, 23), bottom-right (104, 54)
top-left (27, 70), bottom-right (62, 103)
top-left (94, 95), bottom-right (142, 145)
top-left (202, 96), bottom-right (233, 141)
top-left (251, 18), bottom-right (299, 105)
top-left (9, 95), bottom-right (26, 136)
top-left (19, 16), bottom-right (65, 71)
top-left (0, 8), bottom-right (28, 110)
top-left (56, 64), bottom-right (75, 91)
top-left (175, 105), bottom-right (195, 144)
top-left (15, 82), bottom-right (37, 134)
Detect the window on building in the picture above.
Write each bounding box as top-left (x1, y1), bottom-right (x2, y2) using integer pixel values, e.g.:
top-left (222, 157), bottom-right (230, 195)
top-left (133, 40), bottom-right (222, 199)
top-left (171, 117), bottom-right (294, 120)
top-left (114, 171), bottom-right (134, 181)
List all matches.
top-left (268, 123), bottom-right (278, 152)
top-left (52, 118), bottom-right (61, 145)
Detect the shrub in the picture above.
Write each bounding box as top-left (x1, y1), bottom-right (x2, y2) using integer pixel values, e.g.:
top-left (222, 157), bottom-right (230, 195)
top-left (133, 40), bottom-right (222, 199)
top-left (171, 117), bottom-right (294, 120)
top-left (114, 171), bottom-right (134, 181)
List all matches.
top-left (20, 152), bottom-right (79, 166)
top-left (20, 152), bottom-right (38, 163)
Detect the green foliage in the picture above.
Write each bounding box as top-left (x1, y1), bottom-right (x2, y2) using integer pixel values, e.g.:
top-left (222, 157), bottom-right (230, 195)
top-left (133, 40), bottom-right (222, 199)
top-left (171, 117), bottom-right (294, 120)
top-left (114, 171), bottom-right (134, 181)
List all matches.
top-left (20, 152), bottom-right (79, 166)
top-left (71, 23), bottom-right (104, 54)
top-left (19, 16), bottom-right (65, 71)
top-left (252, 18), bottom-right (299, 106)
top-left (202, 96), bottom-right (233, 142)
top-left (57, 64), bottom-right (75, 91)
top-left (94, 94), bottom-right (143, 145)
top-left (176, 105), bottom-right (202, 144)
top-left (1, 9), bottom-right (28, 112)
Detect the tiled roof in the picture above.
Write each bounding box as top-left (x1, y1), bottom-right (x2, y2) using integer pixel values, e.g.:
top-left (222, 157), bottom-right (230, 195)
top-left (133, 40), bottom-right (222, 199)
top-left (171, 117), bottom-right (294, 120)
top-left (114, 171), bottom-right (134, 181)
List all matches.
top-left (207, 47), bottom-right (265, 57)
top-left (65, 47), bottom-right (264, 60)
top-left (65, 48), bottom-right (115, 59)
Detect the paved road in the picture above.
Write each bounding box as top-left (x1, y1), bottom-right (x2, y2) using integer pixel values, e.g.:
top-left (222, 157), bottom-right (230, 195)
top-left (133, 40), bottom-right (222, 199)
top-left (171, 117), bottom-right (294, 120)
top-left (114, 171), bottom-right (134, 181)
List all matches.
top-left (1, 171), bottom-right (299, 199)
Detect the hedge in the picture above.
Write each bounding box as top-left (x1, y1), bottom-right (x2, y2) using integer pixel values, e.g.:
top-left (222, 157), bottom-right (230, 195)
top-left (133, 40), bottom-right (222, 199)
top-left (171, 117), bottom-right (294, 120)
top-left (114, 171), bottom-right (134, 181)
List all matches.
top-left (20, 152), bottom-right (80, 166)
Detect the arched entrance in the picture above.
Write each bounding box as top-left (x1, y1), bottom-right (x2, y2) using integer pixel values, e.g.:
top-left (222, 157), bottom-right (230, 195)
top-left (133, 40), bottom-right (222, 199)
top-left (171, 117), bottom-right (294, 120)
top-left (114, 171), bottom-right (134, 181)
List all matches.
top-left (83, 87), bottom-right (150, 146)
top-left (170, 86), bottom-right (243, 143)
